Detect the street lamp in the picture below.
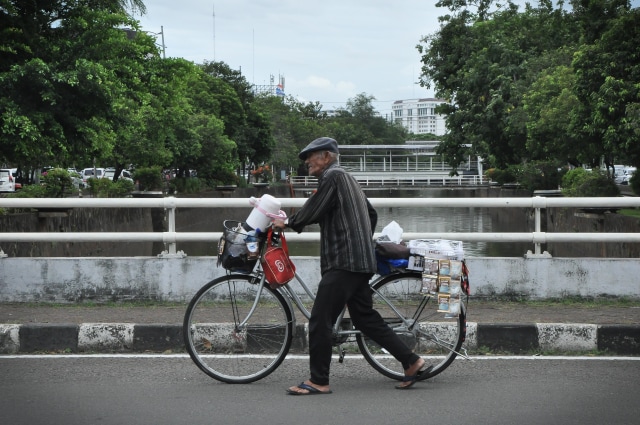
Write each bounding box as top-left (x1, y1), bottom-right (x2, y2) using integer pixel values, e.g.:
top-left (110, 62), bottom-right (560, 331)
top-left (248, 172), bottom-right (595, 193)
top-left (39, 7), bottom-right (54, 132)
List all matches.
top-left (145, 27), bottom-right (166, 59)
top-left (154, 26), bottom-right (166, 59)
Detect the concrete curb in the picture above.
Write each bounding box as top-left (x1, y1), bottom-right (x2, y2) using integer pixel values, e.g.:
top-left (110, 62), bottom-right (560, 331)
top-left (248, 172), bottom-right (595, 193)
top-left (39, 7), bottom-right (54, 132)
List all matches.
top-left (1, 322), bottom-right (639, 355)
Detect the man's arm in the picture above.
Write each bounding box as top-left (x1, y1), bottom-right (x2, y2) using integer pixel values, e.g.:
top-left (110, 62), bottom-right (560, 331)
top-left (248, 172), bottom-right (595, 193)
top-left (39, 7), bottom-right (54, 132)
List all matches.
top-left (366, 199), bottom-right (378, 236)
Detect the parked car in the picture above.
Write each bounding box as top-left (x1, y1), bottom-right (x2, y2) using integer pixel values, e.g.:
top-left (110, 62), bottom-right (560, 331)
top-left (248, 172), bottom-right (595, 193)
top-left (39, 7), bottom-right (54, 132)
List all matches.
top-left (0, 168), bottom-right (16, 192)
top-left (104, 168), bottom-right (133, 182)
top-left (81, 167), bottom-right (105, 183)
top-left (622, 166), bottom-right (636, 183)
top-left (67, 169), bottom-right (83, 189)
top-left (613, 165), bottom-right (636, 185)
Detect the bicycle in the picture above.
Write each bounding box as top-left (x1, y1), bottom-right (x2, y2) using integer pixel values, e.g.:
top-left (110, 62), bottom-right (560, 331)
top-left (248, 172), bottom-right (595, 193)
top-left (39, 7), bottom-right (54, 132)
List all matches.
top-left (183, 220), bottom-right (469, 384)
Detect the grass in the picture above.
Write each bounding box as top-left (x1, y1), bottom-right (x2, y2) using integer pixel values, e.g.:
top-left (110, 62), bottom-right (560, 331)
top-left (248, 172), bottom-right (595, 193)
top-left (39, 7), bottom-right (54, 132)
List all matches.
top-left (618, 208), bottom-right (640, 219)
top-left (7, 295), bottom-right (640, 310)
top-left (470, 295), bottom-right (640, 307)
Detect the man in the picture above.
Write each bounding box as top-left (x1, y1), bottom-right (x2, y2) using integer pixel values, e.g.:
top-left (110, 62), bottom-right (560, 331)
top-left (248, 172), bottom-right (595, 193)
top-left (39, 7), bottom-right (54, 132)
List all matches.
top-left (273, 137), bottom-right (428, 395)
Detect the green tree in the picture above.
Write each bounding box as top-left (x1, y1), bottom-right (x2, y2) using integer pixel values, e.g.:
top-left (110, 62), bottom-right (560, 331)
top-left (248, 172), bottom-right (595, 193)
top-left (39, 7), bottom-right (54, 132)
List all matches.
top-left (572, 4), bottom-right (640, 171)
top-left (0, 1), bottom-right (158, 172)
top-left (0, 2), bottom-right (286, 191)
top-left (419, 1), bottom-right (580, 171)
top-left (523, 51), bottom-right (583, 164)
top-left (255, 95), bottom-right (324, 175)
top-left (327, 93), bottom-right (407, 146)
top-left (200, 61), bottom-right (274, 172)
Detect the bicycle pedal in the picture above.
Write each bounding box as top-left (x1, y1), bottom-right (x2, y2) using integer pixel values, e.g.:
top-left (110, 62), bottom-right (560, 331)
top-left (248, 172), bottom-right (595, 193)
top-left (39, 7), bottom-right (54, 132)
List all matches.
top-left (338, 348), bottom-right (346, 363)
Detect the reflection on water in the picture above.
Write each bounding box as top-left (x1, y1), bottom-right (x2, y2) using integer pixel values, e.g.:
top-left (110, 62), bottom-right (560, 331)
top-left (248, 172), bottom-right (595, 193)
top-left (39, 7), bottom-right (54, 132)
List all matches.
top-left (285, 188), bottom-right (533, 258)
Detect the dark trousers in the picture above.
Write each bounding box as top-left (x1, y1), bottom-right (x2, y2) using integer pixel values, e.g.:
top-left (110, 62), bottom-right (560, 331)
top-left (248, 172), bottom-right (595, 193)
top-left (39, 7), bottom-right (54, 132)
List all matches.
top-left (308, 269), bottom-right (420, 386)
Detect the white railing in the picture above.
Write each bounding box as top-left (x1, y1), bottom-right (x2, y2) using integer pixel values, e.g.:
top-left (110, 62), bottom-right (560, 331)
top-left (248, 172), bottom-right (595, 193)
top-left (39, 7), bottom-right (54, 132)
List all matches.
top-left (1, 196), bottom-right (640, 257)
top-left (289, 174), bottom-right (484, 187)
top-left (289, 176), bottom-right (318, 186)
top-left (354, 174), bottom-right (484, 186)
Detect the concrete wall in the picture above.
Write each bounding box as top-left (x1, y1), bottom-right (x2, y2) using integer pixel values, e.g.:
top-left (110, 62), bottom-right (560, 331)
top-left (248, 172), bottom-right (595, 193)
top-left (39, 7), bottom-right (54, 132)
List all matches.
top-left (1, 256), bottom-right (638, 303)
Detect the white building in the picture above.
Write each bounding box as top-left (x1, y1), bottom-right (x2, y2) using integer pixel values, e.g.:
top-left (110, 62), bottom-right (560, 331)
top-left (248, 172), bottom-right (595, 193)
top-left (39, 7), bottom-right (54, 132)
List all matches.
top-left (391, 98), bottom-right (448, 136)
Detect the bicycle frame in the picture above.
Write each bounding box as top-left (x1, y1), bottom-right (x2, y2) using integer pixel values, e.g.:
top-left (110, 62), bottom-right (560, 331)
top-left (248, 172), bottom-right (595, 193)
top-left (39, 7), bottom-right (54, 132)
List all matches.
top-left (253, 264), bottom-right (429, 348)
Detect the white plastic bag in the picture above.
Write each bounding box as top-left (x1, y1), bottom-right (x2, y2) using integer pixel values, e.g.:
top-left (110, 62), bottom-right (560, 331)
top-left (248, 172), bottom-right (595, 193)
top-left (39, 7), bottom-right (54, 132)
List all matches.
top-left (379, 221), bottom-right (403, 244)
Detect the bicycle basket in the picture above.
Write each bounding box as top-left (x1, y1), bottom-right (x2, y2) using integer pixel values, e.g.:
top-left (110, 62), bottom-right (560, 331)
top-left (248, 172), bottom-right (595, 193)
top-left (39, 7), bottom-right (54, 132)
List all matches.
top-left (217, 220), bottom-right (266, 273)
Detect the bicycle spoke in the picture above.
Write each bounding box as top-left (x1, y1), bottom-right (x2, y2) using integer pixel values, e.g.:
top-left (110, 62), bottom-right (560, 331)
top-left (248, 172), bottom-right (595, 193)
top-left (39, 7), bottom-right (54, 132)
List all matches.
top-left (184, 275), bottom-right (293, 383)
top-left (357, 272), bottom-right (466, 380)
top-left (417, 327), bottom-right (469, 359)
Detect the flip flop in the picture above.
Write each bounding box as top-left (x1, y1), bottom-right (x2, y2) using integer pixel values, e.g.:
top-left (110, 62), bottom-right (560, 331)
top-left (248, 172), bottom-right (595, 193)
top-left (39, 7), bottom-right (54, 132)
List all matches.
top-left (286, 382), bottom-right (333, 396)
top-left (395, 365), bottom-right (433, 390)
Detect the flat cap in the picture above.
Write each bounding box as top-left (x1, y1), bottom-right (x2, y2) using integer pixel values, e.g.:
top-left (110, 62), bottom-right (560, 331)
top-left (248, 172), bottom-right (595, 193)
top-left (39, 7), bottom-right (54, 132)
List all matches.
top-left (298, 137), bottom-right (339, 160)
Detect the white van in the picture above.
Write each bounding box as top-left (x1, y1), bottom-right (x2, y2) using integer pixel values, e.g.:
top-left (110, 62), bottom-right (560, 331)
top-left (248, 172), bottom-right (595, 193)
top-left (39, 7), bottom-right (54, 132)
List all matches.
top-left (81, 167), bottom-right (105, 183)
top-left (104, 169), bottom-right (133, 182)
top-left (0, 169), bottom-right (16, 192)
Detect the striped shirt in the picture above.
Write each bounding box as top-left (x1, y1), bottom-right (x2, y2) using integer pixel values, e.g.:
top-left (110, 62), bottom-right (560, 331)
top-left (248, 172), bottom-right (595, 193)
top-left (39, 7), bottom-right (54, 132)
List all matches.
top-left (288, 162), bottom-right (378, 275)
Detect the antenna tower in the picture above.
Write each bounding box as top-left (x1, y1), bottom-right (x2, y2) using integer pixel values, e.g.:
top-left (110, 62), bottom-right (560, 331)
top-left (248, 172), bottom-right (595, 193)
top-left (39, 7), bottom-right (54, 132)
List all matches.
top-left (212, 4), bottom-right (216, 61)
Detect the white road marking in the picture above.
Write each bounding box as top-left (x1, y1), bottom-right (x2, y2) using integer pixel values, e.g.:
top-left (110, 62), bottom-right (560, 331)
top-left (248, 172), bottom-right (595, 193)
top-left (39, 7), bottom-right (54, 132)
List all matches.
top-left (1, 354), bottom-right (639, 361)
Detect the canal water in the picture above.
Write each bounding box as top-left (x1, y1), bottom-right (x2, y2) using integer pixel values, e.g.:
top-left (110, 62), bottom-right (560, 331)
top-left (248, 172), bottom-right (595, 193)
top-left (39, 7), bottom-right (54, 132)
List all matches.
top-left (4, 186), bottom-right (633, 258)
top-left (246, 187), bottom-right (535, 258)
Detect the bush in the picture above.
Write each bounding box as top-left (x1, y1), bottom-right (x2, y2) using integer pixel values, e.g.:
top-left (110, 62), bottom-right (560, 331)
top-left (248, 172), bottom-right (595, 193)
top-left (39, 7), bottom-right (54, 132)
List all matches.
top-left (3, 169), bottom-right (73, 212)
top-left (7, 168), bottom-right (74, 198)
top-left (41, 168), bottom-right (75, 197)
top-left (133, 166), bottom-right (164, 191)
top-left (87, 177), bottom-right (134, 197)
top-left (561, 168), bottom-right (620, 197)
top-left (209, 168), bottom-right (239, 186)
top-left (85, 178), bottom-right (101, 196)
top-left (7, 184), bottom-right (48, 198)
top-left (515, 161), bottom-right (564, 192)
top-left (169, 177), bottom-right (202, 194)
top-left (485, 167), bottom-right (517, 185)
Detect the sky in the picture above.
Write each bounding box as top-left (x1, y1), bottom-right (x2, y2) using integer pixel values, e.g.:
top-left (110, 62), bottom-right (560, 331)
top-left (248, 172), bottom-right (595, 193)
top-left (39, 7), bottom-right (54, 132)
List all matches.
top-left (135, 0), bottom-right (443, 118)
top-left (135, 1), bottom-right (640, 118)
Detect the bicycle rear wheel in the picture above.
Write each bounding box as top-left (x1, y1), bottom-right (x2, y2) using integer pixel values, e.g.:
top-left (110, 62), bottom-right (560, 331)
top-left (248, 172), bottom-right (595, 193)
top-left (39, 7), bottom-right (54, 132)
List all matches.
top-left (183, 274), bottom-right (293, 384)
top-left (356, 272), bottom-right (466, 381)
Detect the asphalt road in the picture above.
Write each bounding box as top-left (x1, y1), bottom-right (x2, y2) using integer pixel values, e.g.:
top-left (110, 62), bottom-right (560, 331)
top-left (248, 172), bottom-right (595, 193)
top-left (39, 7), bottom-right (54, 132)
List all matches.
top-left (1, 355), bottom-right (639, 425)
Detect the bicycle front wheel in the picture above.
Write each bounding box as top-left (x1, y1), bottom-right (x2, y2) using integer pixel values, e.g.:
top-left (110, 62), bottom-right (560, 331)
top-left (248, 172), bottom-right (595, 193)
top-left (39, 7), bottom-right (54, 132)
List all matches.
top-left (356, 272), bottom-right (466, 381)
top-left (183, 274), bottom-right (293, 384)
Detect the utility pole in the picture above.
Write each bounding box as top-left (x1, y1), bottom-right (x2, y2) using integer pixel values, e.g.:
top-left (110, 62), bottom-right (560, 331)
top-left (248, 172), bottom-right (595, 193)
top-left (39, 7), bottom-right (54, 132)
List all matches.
top-left (160, 26), bottom-right (166, 59)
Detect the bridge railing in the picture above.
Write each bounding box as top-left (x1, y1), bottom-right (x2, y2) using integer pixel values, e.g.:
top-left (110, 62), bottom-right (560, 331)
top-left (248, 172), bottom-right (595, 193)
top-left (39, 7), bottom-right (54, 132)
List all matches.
top-left (1, 196), bottom-right (640, 258)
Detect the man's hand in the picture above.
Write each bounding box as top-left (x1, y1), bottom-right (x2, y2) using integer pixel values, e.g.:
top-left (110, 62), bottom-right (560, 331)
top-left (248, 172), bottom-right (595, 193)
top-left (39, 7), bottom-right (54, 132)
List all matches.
top-left (272, 218), bottom-right (286, 230)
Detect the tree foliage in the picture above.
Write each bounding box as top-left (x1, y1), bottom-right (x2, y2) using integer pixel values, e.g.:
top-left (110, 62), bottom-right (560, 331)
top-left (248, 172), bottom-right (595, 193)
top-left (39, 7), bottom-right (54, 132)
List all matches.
top-left (572, 4), bottom-right (640, 170)
top-left (0, 1), bottom-right (436, 192)
top-left (256, 92), bottom-right (408, 175)
top-left (418, 0), bottom-right (639, 186)
top-left (0, 1), bottom-right (268, 186)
